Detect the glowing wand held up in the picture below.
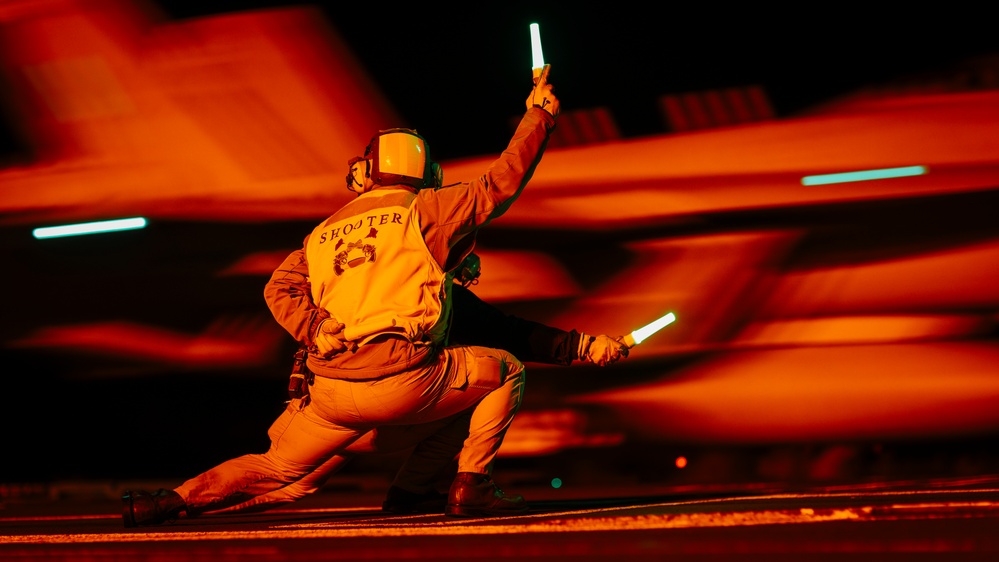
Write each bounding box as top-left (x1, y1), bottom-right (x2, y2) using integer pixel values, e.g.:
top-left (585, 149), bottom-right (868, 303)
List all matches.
top-left (622, 312), bottom-right (676, 348)
top-left (530, 23), bottom-right (550, 85)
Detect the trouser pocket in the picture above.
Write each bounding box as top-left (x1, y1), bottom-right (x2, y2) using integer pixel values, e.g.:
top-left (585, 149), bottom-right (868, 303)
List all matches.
top-left (467, 353), bottom-right (504, 390)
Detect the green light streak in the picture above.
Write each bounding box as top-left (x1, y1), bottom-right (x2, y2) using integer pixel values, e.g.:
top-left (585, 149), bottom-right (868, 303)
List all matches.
top-left (33, 217), bottom-right (148, 239)
top-left (801, 165), bottom-right (927, 186)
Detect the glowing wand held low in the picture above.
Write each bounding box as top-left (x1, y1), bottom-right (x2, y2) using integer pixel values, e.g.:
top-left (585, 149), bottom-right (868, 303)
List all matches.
top-left (622, 312), bottom-right (676, 348)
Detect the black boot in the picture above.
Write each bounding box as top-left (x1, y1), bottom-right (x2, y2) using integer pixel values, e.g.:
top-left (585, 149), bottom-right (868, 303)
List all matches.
top-left (445, 472), bottom-right (528, 517)
top-left (381, 486), bottom-right (448, 515)
top-left (121, 488), bottom-right (186, 528)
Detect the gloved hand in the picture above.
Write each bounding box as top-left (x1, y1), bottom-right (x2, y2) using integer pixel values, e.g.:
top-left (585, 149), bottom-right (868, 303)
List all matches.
top-left (315, 319), bottom-right (350, 358)
top-left (579, 334), bottom-right (630, 366)
top-left (526, 73), bottom-right (560, 117)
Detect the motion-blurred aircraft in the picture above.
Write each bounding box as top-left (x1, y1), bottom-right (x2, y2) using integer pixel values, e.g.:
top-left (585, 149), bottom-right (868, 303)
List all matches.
top-left (3, 0), bottom-right (999, 481)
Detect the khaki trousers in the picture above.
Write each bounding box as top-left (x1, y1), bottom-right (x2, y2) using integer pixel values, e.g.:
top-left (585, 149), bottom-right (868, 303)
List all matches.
top-left (175, 345), bottom-right (524, 514)
top-left (213, 411), bottom-right (469, 514)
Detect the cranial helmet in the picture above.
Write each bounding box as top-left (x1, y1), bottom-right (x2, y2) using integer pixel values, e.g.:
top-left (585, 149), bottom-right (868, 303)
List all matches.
top-left (346, 128), bottom-right (442, 193)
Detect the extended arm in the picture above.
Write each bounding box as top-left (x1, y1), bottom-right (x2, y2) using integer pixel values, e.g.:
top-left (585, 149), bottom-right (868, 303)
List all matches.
top-left (450, 285), bottom-right (579, 365)
top-left (420, 87), bottom-right (559, 268)
top-left (450, 285), bottom-right (628, 367)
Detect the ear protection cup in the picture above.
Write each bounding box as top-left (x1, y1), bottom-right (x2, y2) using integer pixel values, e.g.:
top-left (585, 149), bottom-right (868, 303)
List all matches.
top-left (345, 156), bottom-right (370, 193)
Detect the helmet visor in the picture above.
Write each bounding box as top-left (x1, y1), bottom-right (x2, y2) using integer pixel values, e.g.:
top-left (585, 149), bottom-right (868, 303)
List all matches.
top-left (378, 131), bottom-right (427, 182)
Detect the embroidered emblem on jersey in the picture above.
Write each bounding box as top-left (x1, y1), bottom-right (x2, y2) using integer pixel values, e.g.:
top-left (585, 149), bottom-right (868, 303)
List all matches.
top-left (333, 228), bottom-right (378, 276)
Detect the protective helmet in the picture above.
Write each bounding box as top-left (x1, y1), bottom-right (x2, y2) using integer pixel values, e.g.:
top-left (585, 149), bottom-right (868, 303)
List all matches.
top-left (346, 128), bottom-right (442, 192)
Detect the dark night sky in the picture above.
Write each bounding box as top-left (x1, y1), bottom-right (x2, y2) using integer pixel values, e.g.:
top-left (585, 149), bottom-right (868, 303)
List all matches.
top-left (2, 2), bottom-right (999, 162)
top-left (155, 2), bottom-right (999, 161)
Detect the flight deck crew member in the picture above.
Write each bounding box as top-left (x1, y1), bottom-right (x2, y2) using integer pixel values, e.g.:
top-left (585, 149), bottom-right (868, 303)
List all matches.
top-left (121, 73), bottom-right (561, 526)
top-left (214, 260), bottom-right (631, 515)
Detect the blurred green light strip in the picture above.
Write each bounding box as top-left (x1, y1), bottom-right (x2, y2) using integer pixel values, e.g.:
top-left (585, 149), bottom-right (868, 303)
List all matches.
top-left (33, 217), bottom-right (147, 239)
top-left (801, 165), bottom-right (927, 186)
